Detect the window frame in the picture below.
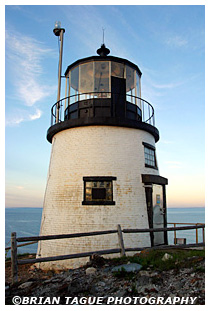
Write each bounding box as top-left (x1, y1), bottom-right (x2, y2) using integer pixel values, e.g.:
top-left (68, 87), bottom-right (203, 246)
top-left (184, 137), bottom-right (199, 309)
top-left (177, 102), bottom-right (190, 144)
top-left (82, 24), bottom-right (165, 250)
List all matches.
top-left (82, 176), bottom-right (116, 205)
top-left (143, 142), bottom-right (158, 170)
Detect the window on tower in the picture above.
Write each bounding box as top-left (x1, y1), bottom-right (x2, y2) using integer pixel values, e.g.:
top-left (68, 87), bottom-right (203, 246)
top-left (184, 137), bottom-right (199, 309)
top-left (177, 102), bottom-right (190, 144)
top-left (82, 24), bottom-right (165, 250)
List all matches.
top-left (82, 176), bottom-right (116, 205)
top-left (143, 142), bottom-right (158, 169)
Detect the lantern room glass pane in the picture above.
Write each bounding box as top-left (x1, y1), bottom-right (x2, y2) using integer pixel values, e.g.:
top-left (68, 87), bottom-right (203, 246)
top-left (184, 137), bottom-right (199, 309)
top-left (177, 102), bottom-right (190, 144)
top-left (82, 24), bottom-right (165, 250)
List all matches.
top-left (126, 65), bottom-right (135, 92)
top-left (136, 72), bottom-right (141, 109)
top-left (126, 65), bottom-right (135, 104)
top-left (111, 62), bottom-right (124, 78)
top-left (70, 66), bottom-right (79, 104)
top-left (136, 72), bottom-right (141, 97)
top-left (70, 66), bottom-right (79, 92)
top-left (94, 61), bottom-right (109, 97)
top-left (79, 62), bottom-right (94, 94)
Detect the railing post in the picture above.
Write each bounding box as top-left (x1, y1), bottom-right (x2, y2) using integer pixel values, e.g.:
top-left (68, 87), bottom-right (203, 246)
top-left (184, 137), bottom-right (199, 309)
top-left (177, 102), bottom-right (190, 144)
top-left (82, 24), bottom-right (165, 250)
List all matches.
top-left (174, 223), bottom-right (177, 244)
top-left (148, 104), bottom-right (150, 124)
top-left (117, 224), bottom-right (126, 257)
top-left (196, 224), bottom-right (198, 244)
top-left (11, 232), bottom-right (18, 284)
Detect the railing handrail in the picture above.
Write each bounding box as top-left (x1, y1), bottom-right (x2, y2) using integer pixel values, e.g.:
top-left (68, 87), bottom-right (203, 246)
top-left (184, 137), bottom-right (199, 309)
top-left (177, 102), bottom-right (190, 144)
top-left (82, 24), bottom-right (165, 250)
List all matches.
top-left (168, 222), bottom-right (204, 225)
top-left (50, 92), bottom-right (155, 126)
top-left (14, 224), bottom-right (205, 243)
top-left (5, 222), bottom-right (205, 250)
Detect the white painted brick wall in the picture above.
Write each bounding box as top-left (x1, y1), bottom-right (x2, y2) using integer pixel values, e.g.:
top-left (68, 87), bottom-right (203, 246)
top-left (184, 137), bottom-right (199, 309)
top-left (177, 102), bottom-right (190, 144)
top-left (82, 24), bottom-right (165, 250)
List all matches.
top-left (37, 126), bottom-right (159, 269)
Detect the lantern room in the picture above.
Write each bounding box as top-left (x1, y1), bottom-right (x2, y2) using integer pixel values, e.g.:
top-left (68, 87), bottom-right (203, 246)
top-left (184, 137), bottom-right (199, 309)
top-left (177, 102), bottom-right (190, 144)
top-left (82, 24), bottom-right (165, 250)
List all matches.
top-left (65, 55), bottom-right (141, 105)
top-left (63, 50), bottom-right (142, 121)
top-left (49, 44), bottom-right (158, 143)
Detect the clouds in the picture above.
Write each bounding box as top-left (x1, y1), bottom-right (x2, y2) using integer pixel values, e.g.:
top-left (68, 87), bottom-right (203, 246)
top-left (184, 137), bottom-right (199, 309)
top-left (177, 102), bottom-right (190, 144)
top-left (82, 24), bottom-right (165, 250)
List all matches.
top-left (29, 109), bottom-right (42, 121)
top-left (5, 29), bottom-right (56, 126)
top-left (165, 35), bottom-right (188, 48)
top-left (151, 81), bottom-right (184, 90)
top-left (5, 116), bottom-right (24, 127)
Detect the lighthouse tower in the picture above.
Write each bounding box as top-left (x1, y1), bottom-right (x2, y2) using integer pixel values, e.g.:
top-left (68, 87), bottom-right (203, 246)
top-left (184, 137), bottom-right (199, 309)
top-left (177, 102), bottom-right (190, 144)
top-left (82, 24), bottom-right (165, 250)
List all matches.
top-left (37, 24), bottom-right (168, 270)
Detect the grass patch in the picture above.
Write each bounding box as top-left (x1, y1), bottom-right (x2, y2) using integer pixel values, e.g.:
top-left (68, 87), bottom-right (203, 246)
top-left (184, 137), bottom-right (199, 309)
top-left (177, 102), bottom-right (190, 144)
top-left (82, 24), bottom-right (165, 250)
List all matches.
top-left (112, 267), bottom-right (135, 279)
top-left (194, 266), bottom-right (205, 273)
top-left (137, 249), bottom-right (204, 271)
top-left (109, 249), bottom-right (205, 272)
top-left (107, 256), bottom-right (129, 265)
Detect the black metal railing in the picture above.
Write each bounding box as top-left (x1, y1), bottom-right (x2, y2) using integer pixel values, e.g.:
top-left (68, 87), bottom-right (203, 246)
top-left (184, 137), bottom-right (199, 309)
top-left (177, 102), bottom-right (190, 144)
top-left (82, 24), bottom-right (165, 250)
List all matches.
top-left (50, 92), bottom-right (155, 127)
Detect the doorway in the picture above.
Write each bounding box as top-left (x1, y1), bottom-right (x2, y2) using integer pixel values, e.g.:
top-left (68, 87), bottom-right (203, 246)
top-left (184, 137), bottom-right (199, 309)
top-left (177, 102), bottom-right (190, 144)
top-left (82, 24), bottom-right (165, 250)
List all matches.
top-left (111, 76), bottom-right (126, 118)
top-left (142, 174), bottom-right (168, 247)
top-left (152, 184), bottom-right (165, 245)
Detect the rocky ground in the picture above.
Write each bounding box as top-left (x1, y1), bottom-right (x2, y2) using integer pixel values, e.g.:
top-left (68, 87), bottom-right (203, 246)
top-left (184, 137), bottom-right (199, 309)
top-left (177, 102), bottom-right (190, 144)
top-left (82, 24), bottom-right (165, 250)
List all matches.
top-left (5, 250), bottom-right (205, 305)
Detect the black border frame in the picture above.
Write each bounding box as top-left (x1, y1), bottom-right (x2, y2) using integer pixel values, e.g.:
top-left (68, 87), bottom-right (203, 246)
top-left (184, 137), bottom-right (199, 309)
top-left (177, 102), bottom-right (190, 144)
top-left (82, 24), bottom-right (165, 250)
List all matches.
top-left (142, 142), bottom-right (158, 170)
top-left (82, 176), bottom-right (117, 205)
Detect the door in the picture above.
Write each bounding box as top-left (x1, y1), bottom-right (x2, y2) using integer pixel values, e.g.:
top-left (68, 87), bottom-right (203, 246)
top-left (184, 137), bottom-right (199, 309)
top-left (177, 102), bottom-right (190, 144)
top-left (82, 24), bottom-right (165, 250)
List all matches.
top-left (111, 76), bottom-right (126, 118)
top-left (152, 184), bottom-right (165, 245)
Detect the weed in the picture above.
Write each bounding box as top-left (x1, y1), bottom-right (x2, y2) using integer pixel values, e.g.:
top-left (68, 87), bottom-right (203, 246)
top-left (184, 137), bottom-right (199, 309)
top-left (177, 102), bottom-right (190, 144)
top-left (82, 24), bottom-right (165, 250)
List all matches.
top-left (194, 266), bottom-right (205, 273)
top-left (112, 267), bottom-right (135, 280)
top-left (131, 283), bottom-right (138, 294)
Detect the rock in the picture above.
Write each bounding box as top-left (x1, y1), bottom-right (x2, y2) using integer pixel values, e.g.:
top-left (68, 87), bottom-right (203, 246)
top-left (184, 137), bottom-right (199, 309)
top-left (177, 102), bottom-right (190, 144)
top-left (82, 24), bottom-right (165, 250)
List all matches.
top-left (96, 281), bottom-right (106, 287)
top-left (68, 279), bottom-right (89, 294)
top-left (137, 284), bottom-right (159, 295)
top-left (112, 263), bottom-right (142, 273)
top-left (137, 275), bottom-right (150, 286)
top-left (139, 270), bottom-right (159, 278)
top-left (18, 281), bottom-right (33, 289)
top-left (49, 276), bottom-right (64, 283)
top-left (64, 275), bottom-right (73, 283)
top-left (162, 253), bottom-right (173, 261)
top-left (114, 289), bottom-right (127, 297)
top-left (43, 279), bottom-right (52, 284)
top-left (137, 285), bottom-right (146, 294)
top-left (85, 267), bottom-right (97, 275)
top-left (138, 270), bottom-right (151, 277)
top-left (57, 283), bottom-right (69, 293)
top-left (91, 281), bottom-right (107, 295)
top-left (89, 285), bottom-right (98, 295)
top-left (145, 284), bottom-right (159, 293)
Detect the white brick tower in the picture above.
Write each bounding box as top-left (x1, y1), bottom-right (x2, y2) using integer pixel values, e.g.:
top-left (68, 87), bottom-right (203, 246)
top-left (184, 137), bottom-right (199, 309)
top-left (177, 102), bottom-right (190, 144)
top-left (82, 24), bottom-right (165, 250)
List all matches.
top-left (37, 25), bottom-right (168, 269)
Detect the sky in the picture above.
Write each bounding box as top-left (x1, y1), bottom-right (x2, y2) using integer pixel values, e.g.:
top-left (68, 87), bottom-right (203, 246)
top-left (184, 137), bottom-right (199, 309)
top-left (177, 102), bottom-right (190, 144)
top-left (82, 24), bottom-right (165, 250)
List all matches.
top-left (4, 2), bottom-right (206, 208)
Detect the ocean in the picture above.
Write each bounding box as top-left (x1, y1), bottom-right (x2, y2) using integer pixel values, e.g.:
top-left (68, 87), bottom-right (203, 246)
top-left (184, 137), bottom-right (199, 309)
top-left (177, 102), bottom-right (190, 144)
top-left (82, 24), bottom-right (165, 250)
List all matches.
top-left (5, 208), bottom-right (42, 257)
top-left (5, 207), bottom-right (205, 257)
top-left (167, 207), bottom-right (205, 245)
